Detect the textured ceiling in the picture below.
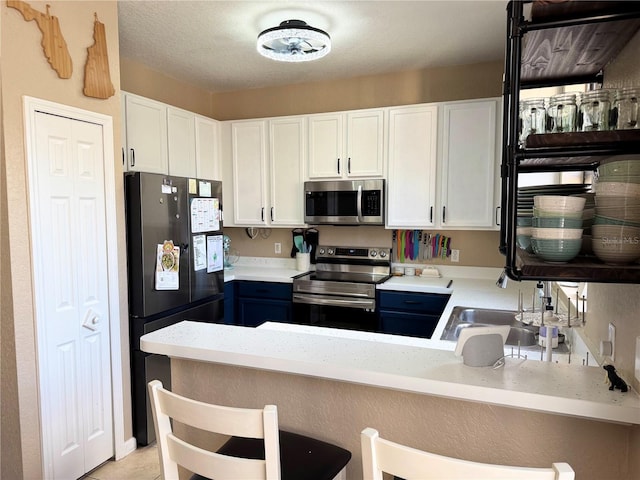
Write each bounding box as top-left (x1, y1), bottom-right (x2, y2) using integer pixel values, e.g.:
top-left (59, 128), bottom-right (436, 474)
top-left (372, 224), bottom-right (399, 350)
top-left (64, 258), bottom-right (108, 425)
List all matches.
top-left (118, 0), bottom-right (508, 93)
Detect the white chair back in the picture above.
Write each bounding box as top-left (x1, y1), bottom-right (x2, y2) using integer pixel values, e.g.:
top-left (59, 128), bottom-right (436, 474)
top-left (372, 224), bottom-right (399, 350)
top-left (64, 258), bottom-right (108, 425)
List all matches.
top-left (361, 428), bottom-right (574, 480)
top-left (149, 379), bottom-right (281, 480)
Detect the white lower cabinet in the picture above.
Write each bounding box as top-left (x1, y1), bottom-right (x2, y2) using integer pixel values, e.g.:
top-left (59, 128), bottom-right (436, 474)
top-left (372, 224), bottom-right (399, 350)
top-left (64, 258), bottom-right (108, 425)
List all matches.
top-left (386, 104), bottom-right (438, 228)
top-left (438, 98), bottom-right (501, 229)
top-left (230, 117), bottom-right (306, 226)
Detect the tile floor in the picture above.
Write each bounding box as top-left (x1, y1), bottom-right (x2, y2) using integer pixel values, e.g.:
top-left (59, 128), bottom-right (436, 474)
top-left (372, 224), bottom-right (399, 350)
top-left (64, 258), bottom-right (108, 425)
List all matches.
top-left (82, 444), bottom-right (161, 480)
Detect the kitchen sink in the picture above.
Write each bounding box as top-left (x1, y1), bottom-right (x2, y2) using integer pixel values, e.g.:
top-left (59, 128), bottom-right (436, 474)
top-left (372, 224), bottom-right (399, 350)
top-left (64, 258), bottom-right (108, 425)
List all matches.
top-left (441, 306), bottom-right (539, 347)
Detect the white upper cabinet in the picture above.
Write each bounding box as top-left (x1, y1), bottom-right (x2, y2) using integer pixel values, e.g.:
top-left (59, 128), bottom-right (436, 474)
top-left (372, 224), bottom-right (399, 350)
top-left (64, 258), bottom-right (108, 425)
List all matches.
top-left (122, 92), bottom-right (220, 179)
top-left (386, 104), bottom-right (438, 228)
top-left (438, 98), bottom-right (501, 229)
top-left (231, 120), bottom-right (268, 225)
top-left (195, 115), bottom-right (221, 180)
top-left (167, 106), bottom-right (197, 178)
top-left (269, 117), bottom-right (306, 226)
top-left (308, 109), bottom-right (384, 179)
top-left (123, 93), bottom-right (168, 174)
top-left (230, 117), bottom-right (306, 227)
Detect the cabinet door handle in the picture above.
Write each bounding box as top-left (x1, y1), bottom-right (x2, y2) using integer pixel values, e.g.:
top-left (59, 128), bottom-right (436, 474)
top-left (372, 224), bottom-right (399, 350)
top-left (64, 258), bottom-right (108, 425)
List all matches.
top-left (403, 300), bottom-right (421, 305)
top-left (442, 206), bottom-right (446, 223)
top-left (495, 206), bottom-right (501, 226)
top-left (121, 147), bottom-right (125, 166)
top-left (130, 148), bottom-right (135, 167)
top-left (429, 206), bottom-right (433, 223)
top-left (348, 157), bottom-right (351, 174)
top-left (270, 207), bottom-right (274, 222)
top-left (337, 158), bottom-right (341, 174)
top-left (261, 207), bottom-right (264, 222)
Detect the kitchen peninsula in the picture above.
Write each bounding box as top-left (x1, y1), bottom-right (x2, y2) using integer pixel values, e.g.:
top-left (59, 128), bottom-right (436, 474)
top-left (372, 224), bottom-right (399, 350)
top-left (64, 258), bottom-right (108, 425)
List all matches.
top-left (142, 262), bottom-right (640, 480)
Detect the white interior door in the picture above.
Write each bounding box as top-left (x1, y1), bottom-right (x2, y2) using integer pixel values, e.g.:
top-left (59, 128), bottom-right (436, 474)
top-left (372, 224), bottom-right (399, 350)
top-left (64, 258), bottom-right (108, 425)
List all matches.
top-left (31, 111), bottom-right (114, 479)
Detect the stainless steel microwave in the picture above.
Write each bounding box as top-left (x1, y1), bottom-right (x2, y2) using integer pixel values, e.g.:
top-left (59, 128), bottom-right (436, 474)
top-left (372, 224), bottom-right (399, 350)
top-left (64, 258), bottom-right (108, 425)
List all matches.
top-left (304, 179), bottom-right (385, 225)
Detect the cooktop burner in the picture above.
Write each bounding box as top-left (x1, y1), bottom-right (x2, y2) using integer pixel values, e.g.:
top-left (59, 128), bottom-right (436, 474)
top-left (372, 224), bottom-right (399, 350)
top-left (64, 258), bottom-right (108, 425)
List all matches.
top-left (297, 270), bottom-right (391, 285)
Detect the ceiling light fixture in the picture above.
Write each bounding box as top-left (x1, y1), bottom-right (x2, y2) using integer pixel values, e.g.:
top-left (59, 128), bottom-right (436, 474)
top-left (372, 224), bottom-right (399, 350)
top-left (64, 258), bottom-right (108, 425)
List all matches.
top-left (257, 19), bottom-right (331, 62)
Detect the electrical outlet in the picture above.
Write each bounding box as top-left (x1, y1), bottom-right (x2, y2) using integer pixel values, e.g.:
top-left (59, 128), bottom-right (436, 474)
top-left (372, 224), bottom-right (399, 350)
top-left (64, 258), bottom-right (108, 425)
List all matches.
top-left (609, 323), bottom-right (616, 362)
top-left (451, 249), bottom-right (460, 262)
top-left (274, 242), bottom-right (281, 254)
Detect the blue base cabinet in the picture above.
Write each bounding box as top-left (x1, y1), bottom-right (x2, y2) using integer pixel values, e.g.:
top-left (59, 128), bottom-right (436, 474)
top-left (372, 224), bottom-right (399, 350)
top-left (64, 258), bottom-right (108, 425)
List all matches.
top-left (236, 281), bottom-right (292, 327)
top-left (223, 281), bottom-right (235, 324)
top-left (378, 291), bottom-right (450, 339)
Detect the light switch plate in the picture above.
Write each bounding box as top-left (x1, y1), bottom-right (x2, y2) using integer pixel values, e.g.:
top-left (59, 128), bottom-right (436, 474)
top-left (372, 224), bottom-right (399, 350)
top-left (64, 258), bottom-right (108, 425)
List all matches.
top-left (609, 323), bottom-right (616, 362)
top-left (635, 337), bottom-right (640, 382)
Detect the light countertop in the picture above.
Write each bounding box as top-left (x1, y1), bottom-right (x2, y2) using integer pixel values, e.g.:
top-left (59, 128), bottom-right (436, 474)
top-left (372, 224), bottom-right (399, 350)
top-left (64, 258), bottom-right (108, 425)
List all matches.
top-left (224, 259), bottom-right (538, 349)
top-left (140, 320), bottom-right (640, 425)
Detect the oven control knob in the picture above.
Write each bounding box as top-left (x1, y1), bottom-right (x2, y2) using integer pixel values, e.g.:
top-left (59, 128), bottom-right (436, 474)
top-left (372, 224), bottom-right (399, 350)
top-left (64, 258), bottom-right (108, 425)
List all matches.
top-left (370, 250), bottom-right (377, 257)
top-left (379, 251), bottom-right (387, 258)
top-left (318, 248), bottom-right (325, 255)
top-left (328, 248), bottom-right (334, 255)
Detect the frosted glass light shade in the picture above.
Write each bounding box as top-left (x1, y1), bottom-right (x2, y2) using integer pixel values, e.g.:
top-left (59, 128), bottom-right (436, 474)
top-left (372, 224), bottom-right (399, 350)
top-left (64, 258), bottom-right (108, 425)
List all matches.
top-left (257, 20), bottom-right (331, 62)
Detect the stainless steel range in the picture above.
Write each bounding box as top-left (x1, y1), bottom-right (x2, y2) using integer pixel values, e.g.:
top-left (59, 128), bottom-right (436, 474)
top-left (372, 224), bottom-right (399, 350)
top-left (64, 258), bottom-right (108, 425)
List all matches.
top-left (292, 246), bottom-right (391, 332)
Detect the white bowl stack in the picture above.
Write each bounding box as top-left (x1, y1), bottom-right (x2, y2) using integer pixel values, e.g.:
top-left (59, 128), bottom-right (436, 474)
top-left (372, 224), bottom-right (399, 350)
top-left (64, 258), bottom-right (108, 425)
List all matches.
top-left (530, 195), bottom-right (586, 263)
top-left (593, 157), bottom-right (640, 264)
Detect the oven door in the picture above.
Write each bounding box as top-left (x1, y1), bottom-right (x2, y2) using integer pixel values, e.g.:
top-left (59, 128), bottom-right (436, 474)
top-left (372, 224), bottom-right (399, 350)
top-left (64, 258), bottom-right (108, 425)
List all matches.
top-left (292, 293), bottom-right (379, 332)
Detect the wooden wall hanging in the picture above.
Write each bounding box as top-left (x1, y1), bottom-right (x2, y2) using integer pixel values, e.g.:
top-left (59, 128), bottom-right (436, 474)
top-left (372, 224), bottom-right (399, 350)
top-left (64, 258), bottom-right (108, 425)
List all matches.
top-left (83, 13), bottom-right (115, 99)
top-left (7, 0), bottom-right (73, 79)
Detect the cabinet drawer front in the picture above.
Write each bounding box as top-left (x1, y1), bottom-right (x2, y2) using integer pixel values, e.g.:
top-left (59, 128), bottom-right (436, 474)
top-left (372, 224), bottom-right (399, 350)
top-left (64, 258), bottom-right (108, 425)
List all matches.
top-left (237, 281), bottom-right (292, 300)
top-left (378, 291), bottom-right (450, 313)
top-left (379, 310), bottom-right (439, 339)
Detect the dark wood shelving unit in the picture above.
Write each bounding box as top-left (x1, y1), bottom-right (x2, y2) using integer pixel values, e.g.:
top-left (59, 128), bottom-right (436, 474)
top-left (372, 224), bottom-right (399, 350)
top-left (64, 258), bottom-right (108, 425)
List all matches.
top-left (500, 0), bottom-right (640, 284)
top-left (515, 248), bottom-right (640, 283)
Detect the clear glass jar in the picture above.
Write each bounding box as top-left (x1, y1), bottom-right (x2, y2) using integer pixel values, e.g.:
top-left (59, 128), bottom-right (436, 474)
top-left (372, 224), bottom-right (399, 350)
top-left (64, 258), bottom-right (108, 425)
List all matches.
top-left (579, 90), bottom-right (612, 131)
top-left (547, 93), bottom-right (577, 133)
top-left (613, 87), bottom-right (639, 129)
top-left (519, 98), bottom-right (546, 146)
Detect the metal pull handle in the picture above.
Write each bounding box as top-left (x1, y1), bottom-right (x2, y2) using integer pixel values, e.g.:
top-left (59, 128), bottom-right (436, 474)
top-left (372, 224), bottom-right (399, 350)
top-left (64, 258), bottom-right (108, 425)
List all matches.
top-left (337, 158), bottom-right (341, 174)
top-left (356, 184), bottom-right (363, 223)
top-left (429, 206), bottom-right (433, 223)
top-left (495, 206), bottom-right (501, 226)
top-left (442, 206), bottom-right (446, 223)
top-left (270, 207), bottom-right (274, 222)
top-left (348, 157), bottom-right (351, 174)
top-left (261, 207), bottom-right (264, 222)
top-left (121, 147), bottom-right (125, 166)
top-left (130, 148), bottom-right (135, 167)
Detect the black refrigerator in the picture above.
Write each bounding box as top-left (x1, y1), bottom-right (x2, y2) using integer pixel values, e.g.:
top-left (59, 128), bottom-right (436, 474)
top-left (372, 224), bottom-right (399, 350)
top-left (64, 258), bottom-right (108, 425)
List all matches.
top-left (124, 172), bottom-right (224, 445)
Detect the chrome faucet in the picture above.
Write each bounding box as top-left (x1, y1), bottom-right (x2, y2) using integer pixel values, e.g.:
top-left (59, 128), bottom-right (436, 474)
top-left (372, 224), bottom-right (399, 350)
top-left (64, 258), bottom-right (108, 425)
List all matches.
top-left (496, 268), bottom-right (508, 288)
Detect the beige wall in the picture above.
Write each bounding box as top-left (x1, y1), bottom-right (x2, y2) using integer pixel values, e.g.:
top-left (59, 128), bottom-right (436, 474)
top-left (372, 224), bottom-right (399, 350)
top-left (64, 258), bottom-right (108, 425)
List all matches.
top-left (225, 227), bottom-right (504, 268)
top-left (174, 360), bottom-right (639, 480)
top-left (210, 61), bottom-right (503, 120)
top-left (1, 2), bottom-right (129, 477)
top-left (120, 57), bottom-right (213, 117)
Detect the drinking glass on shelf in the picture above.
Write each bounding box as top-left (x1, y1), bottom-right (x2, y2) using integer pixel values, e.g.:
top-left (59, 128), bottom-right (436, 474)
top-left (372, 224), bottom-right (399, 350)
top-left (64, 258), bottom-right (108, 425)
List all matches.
top-left (547, 93), bottom-right (577, 133)
top-left (578, 90), bottom-right (613, 131)
top-left (613, 87), bottom-right (639, 129)
top-left (519, 98), bottom-right (546, 146)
